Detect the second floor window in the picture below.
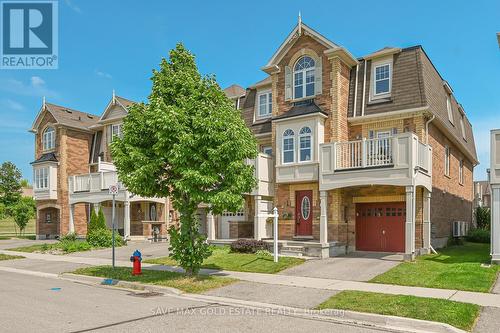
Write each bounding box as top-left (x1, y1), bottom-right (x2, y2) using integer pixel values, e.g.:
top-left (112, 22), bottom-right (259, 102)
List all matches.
top-left (299, 126), bottom-right (312, 161)
top-left (283, 129), bottom-right (295, 164)
top-left (257, 91), bottom-right (272, 118)
top-left (459, 159), bottom-right (464, 184)
top-left (444, 146), bottom-right (450, 176)
top-left (294, 56), bottom-right (315, 99)
top-left (34, 167), bottom-right (48, 189)
top-left (261, 145), bottom-right (272, 155)
top-left (374, 63), bottom-right (391, 96)
top-left (42, 127), bottom-right (55, 151)
top-left (111, 124), bottom-right (123, 141)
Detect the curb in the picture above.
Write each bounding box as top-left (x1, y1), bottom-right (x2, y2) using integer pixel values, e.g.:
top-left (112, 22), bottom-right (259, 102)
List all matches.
top-left (61, 272), bottom-right (465, 333)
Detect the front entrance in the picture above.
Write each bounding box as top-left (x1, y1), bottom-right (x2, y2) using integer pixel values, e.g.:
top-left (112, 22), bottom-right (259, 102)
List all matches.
top-left (295, 190), bottom-right (313, 236)
top-left (356, 202), bottom-right (405, 252)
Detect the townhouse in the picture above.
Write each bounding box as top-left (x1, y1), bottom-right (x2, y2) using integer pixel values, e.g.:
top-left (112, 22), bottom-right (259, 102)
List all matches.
top-left (30, 20), bottom-right (477, 260)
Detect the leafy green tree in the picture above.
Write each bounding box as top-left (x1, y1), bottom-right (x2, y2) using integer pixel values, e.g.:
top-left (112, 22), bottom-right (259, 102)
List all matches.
top-left (20, 179), bottom-right (31, 188)
top-left (11, 197), bottom-right (35, 235)
top-left (475, 206), bottom-right (491, 230)
top-left (0, 161), bottom-right (22, 213)
top-left (111, 44), bottom-right (257, 275)
top-left (88, 209), bottom-right (99, 234)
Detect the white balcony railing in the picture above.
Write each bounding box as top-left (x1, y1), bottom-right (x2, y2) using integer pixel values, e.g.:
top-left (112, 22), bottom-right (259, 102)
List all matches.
top-left (335, 137), bottom-right (393, 170)
top-left (69, 171), bottom-right (122, 194)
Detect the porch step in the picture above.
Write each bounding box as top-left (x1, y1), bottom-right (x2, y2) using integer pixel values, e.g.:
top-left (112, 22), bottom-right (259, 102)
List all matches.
top-left (280, 245), bottom-right (306, 257)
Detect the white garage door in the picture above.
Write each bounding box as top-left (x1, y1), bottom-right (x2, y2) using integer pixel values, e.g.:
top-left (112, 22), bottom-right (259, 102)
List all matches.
top-left (220, 211), bottom-right (246, 239)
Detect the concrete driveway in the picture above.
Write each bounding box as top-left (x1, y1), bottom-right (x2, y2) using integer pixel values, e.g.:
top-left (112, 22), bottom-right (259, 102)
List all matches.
top-left (280, 252), bottom-right (402, 282)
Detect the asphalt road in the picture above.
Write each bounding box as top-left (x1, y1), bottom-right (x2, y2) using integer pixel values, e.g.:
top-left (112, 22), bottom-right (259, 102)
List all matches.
top-left (0, 270), bottom-right (385, 333)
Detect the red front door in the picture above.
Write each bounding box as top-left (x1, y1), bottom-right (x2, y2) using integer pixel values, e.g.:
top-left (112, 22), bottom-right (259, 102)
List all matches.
top-left (356, 202), bottom-right (405, 252)
top-left (295, 190), bottom-right (313, 236)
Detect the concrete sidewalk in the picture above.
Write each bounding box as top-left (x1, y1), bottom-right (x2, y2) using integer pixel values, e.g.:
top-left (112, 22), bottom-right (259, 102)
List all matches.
top-left (2, 249), bottom-right (500, 308)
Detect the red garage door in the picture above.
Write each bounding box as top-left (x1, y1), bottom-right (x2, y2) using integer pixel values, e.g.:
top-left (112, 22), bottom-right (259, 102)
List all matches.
top-left (356, 202), bottom-right (405, 252)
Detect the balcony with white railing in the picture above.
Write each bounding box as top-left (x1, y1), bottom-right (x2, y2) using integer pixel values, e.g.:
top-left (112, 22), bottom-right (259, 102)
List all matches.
top-left (247, 153), bottom-right (274, 196)
top-left (68, 171), bottom-right (126, 204)
top-left (320, 132), bottom-right (432, 191)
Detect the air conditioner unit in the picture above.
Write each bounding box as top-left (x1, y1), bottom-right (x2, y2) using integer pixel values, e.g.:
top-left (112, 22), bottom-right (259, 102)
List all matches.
top-left (452, 221), bottom-right (468, 237)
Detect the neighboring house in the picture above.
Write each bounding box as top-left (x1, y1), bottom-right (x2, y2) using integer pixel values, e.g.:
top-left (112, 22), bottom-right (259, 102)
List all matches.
top-left (474, 180), bottom-right (491, 209)
top-left (214, 20), bottom-right (477, 258)
top-left (30, 94), bottom-right (176, 240)
top-left (491, 130), bottom-right (500, 263)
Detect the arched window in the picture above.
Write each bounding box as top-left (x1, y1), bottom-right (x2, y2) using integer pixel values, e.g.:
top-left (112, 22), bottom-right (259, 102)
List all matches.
top-left (299, 127), bottom-right (312, 162)
top-left (42, 127), bottom-right (55, 151)
top-left (294, 56), bottom-right (315, 99)
top-left (282, 129), bottom-right (295, 164)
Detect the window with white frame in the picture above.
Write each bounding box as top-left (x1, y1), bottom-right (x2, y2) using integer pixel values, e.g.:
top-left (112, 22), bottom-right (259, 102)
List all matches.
top-left (34, 167), bottom-right (49, 189)
top-left (299, 126), bottom-right (312, 162)
top-left (282, 129), bottom-right (295, 164)
top-left (373, 62), bottom-right (391, 97)
top-left (446, 96), bottom-right (454, 125)
top-left (459, 159), bottom-right (464, 184)
top-left (111, 124), bottom-right (123, 141)
top-left (460, 115), bottom-right (466, 140)
top-left (261, 145), bottom-right (272, 155)
top-left (257, 91), bottom-right (272, 118)
top-left (42, 127), bottom-right (55, 151)
top-left (294, 56), bottom-right (315, 99)
top-left (444, 146), bottom-right (450, 176)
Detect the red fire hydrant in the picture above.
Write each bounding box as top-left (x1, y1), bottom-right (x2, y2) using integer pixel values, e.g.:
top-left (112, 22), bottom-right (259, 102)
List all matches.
top-left (130, 250), bottom-right (142, 275)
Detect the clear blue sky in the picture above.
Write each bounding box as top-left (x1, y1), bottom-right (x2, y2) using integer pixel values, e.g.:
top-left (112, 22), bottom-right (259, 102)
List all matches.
top-left (1, 0), bottom-right (499, 182)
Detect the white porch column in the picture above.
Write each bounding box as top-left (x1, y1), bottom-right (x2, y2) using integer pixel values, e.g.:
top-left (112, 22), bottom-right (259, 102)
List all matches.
top-left (69, 204), bottom-right (75, 234)
top-left (93, 203), bottom-right (100, 214)
top-left (124, 193), bottom-right (130, 240)
top-left (319, 191), bottom-right (329, 259)
top-left (422, 189), bottom-right (431, 254)
top-left (253, 195), bottom-right (267, 240)
top-left (405, 186), bottom-right (416, 260)
top-left (491, 185), bottom-right (500, 264)
top-left (207, 209), bottom-right (216, 241)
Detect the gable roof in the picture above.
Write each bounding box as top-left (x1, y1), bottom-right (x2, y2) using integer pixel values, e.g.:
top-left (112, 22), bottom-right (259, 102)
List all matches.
top-left (223, 84), bottom-right (246, 99)
top-left (30, 102), bottom-right (99, 132)
top-left (98, 94), bottom-right (137, 123)
top-left (263, 22), bottom-right (338, 69)
top-left (249, 76), bottom-right (272, 89)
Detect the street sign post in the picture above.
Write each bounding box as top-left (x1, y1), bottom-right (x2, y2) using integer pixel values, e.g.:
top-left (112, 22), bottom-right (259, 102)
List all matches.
top-left (109, 184), bottom-right (119, 268)
top-left (273, 207), bottom-right (278, 263)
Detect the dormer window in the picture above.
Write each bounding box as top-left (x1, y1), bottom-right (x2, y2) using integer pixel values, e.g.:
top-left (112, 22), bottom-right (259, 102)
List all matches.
top-left (460, 115), bottom-right (466, 140)
top-left (370, 58), bottom-right (392, 100)
top-left (294, 56), bottom-right (315, 99)
top-left (257, 90), bottom-right (272, 118)
top-left (42, 127), bottom-right (55, 151)
top-left (446, 96), bottom-right (454, 125)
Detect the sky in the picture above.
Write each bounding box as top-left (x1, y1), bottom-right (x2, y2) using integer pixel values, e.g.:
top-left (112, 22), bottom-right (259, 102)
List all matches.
top-left (0, 0), bottom-right (499, 182)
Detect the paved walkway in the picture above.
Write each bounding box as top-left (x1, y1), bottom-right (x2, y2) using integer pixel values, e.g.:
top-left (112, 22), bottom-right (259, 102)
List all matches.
top-left (2, 249), bottom-right (500, 309)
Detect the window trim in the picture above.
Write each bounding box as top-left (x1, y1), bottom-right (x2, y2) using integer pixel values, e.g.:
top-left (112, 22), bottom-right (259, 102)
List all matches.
top-left (459, 159), bottom-right (464, 185)
top-left (446, 95), bottom-right (454, 125)
top-left (444, 145), bottom-right (450, 177)
top-left (256, 90), bottom-right (272, 119)
top-left (293, 56), bottom-right (316, 100)
top-left (299, 126), bottom-right (312, 162)
top-left (261, 145), bottom-right (272, 155)
top-left (111, 123), bottom-right (123, 142)
top-left (42, 126), bottom-right (55, 151)
top-left (371, 59), bottom-right (392, 100)
top-left (34, 167), bottom-right (49, 190)
top-left (282, 129), bottom-right (295, 164)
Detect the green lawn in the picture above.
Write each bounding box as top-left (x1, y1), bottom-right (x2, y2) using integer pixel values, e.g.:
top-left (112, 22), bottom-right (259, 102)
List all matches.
top-left (8, 240), bottom-right (95, 254)
top-left (317, 291), bottom-right (480, 331)
top-left (0, 253), bottom-right (24, 261)
top-left (73, 266), bottom-right (236, 294)
top-left (371, 242), bottom-right (499, 292)
top-left (0, 217), bottom-right (35, 236)
top-left (144, 246), bottom-right (305, 274)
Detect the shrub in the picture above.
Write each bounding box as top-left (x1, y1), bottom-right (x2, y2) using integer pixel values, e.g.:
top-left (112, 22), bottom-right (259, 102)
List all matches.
top-left (475, 207), bottom-right (491, 230)
top-left (255, 249), bottom-right (272, 258)
top-left (60, 232), bottom-right (77, 242)
top-left (88, 209), bottom-right (99, 234)
top-left (466, 228), bottom-right (490, 243)
top-left (59, 240), bottom-right (91, 253)
top-left (97, 208), bottom-right (107, 230)
top-left (87, 229), bottom-right (123, 248)
top-left (230, 239), bottom-right (267, 253)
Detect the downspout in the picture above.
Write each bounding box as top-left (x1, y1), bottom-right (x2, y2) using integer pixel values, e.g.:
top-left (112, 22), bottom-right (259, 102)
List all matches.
top-left (425, 115), bottom-right (435, 145)
top-left (361, 60), bottom-right (367, 117)
top-left (353, 64), bottom-right (359, 118)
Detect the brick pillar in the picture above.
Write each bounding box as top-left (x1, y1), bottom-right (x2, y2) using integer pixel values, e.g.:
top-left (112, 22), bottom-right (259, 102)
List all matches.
top-left (329, 57), bottom-right (350, 143)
